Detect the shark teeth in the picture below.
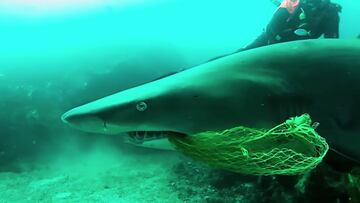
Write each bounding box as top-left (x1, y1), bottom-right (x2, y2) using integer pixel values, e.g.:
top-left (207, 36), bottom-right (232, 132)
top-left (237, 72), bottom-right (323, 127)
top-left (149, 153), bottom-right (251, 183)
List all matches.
top-left (125, 131), bottom-right (185, 144)
top-left (126, 131), bottom-right (167, 144)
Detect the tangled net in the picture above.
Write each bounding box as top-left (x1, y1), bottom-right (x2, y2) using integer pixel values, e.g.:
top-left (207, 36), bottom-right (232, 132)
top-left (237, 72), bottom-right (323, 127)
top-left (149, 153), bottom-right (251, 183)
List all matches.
top-left (169, 114), bottom-right (329, 176)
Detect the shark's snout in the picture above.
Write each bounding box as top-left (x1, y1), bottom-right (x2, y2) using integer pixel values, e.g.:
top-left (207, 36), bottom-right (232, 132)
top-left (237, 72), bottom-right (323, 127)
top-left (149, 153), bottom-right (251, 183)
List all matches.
top-left (61, 109), bottom-right (106, 133)
top-left (61, 109), bottom-right (84, 125)
top-left (61, 110), bottom-right (73, 124)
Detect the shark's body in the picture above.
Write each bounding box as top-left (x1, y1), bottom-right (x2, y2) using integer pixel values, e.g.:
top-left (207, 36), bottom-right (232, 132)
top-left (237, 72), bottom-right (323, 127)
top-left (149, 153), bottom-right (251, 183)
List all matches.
top-left (62, 39), bottom-right (360, 163)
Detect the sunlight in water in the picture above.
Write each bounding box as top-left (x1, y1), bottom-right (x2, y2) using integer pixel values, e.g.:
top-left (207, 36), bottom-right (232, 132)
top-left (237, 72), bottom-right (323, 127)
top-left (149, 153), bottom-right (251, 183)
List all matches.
top-left (0, 0), bottom-right (145, 16)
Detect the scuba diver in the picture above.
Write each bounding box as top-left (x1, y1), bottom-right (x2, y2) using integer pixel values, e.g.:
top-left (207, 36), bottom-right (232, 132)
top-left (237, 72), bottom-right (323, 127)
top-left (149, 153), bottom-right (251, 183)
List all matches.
top-left (208, 0), bottom-right (341, 61)
top-left (240, 0), bottom-right (342, 51)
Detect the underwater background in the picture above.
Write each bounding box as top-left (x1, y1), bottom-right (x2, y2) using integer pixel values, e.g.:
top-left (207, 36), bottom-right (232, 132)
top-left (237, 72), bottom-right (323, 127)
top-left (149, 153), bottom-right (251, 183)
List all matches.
top-left (0, 0), bottom-right (359, 202)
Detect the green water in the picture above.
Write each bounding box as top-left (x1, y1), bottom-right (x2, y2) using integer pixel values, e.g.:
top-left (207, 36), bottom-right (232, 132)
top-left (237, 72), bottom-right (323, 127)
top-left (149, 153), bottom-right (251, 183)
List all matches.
top-left (0, 0), bottom-right (359, 202)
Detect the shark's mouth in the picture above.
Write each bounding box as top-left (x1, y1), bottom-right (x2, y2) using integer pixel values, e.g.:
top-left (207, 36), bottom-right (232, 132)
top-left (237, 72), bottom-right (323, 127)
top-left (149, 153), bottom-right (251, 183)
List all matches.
top-left (125, 131), bottom-right (186, 144)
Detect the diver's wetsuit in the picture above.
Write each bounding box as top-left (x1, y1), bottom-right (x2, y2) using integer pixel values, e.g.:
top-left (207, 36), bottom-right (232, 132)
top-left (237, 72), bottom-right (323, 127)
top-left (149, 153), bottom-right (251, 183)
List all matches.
top-left (207, 1), bottom-right (341, 62)
top-left (242, 7), bottom-right (304, 50)
top-left (304, 1), bottom-right (341, 38)
top-left (240, 0), bottom-right (341, 51)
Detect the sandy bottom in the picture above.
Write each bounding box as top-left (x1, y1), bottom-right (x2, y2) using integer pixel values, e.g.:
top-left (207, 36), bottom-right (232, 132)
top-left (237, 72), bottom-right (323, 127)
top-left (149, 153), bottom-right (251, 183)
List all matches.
top-left (0, 141), bottom-right (187, 203)
top-left (1, 138), bottom-right (359, 203)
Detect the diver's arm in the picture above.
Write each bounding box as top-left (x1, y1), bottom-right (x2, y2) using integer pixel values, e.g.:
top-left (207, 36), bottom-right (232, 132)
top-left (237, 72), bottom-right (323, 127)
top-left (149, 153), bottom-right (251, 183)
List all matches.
top-left (266, 8), bottom-right (291, 43)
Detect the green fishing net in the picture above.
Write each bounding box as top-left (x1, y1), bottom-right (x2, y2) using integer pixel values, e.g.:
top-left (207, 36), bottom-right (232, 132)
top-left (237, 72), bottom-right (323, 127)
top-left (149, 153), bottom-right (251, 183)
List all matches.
top-left (169, 114), bottom-right (329, 176)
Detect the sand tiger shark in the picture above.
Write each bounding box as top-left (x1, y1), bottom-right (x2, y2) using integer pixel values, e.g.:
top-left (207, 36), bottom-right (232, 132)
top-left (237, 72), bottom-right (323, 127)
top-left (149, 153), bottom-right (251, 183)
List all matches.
top-left (62, 39), bottom-right (360, 164)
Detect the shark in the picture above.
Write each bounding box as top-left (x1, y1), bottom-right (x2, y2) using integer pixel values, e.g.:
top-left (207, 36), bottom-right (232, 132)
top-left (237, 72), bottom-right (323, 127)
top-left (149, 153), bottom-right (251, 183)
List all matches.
top-left (62, 39), bottom-right (360, 164)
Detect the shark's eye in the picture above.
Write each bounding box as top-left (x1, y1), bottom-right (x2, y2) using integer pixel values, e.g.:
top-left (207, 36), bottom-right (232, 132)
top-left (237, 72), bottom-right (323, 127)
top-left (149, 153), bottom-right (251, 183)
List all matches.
top-left (136, 101), bottom-right (148, 112)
